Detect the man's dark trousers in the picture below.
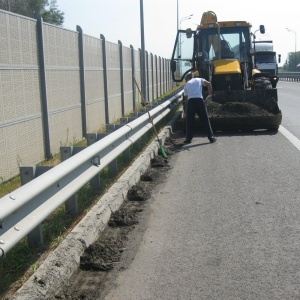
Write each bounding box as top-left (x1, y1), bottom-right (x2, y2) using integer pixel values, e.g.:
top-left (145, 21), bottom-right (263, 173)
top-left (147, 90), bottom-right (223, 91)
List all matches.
top-left (186, 98), bottom-right (214, 141)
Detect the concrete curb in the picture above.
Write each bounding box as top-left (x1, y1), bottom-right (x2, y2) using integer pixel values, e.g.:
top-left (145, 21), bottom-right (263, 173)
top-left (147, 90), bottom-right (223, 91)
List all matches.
top-left (10, 111), bottom-right (181, 300)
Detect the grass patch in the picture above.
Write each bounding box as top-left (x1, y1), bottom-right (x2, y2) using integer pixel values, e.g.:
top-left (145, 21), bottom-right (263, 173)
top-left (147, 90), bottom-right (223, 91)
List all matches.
top-left (0, 176), bottom-right (21, 198)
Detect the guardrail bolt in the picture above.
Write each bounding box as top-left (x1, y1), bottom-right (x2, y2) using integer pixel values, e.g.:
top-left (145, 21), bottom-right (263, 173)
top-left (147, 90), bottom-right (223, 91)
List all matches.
top-left (14, 226), bottom-right (20, 231)
top-left (9, 195), bottom-right (16, 200)
top-left (0, 240), bottom-right (4, 244)
top-left (92, 156), bottom-right (100, 166)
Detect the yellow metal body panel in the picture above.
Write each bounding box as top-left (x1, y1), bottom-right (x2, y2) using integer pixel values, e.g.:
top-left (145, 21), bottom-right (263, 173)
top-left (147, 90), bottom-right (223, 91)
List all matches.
top-left (213, 60), bottom-right (241, 75)
top-left (200, 21), bottom-right (251, 29)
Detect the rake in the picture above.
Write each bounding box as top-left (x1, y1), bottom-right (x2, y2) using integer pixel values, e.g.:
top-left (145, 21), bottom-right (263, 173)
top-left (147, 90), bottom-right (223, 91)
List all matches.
top-left (133, 76), bottom-right (168, 159)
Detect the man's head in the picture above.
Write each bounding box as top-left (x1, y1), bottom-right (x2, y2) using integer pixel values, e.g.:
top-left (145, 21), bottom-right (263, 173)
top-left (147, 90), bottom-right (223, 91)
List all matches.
top-left (192, 71), bottom-right (200, 78)
top-left (185, 73), bottom-right (192, 82)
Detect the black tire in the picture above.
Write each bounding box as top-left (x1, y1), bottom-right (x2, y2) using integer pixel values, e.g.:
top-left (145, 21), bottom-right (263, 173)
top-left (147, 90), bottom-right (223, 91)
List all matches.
top-left (267, 127), bottom-right (279, 134)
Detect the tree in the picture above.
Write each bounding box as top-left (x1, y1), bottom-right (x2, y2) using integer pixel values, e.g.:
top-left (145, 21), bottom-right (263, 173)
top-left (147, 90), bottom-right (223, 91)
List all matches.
top-left (0, 0), bottom-right (64, 26)
top-left (283, 52), bottom-right (300, 71)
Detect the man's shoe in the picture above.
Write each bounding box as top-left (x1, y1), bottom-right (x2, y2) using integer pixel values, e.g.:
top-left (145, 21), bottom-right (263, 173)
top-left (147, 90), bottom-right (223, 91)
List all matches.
top-left (183, 139), bottom-right (192, 144)
top-left (209, 137), bottom-right (217, 143)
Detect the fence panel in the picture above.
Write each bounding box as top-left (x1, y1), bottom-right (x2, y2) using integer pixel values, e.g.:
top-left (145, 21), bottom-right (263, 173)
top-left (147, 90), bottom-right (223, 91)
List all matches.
top-left (134, 49), bottom-right (142, 107)
top-left (147, 53), bottom-right (153, 102)
top-left (122, 45), bottom-right (134, 114)
top-left (0, 11), bottom-right (44, 181)
top-left (0, 9), bottom-right (173, 183)
top-left (43, 24), bottom-right (83, 152)
top-left (84, 34), bottom-right (106, 133)
top-left (106, 41), bottom-right (122, 121)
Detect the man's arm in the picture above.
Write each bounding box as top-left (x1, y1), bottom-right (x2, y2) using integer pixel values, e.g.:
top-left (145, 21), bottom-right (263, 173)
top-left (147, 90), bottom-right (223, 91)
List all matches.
top-left (183, 85), bottom-right (188, 102)
top-left (203, 80), bottom-right (212, 95)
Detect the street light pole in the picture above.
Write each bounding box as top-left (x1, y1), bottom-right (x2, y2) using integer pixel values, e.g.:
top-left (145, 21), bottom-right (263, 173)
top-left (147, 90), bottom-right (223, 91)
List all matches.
top-left (177, 0), bottom-right (179, 31)
top-left (286, 28), bottom-right (297, 71)
top-left (177, 14), bottom-right (193, 80)
top-left (178, 15), bottom-right (193, 57)
top-left (180, 14), bottom-right (193, 29)
top-left (140, 0), bottom-right (147, 102)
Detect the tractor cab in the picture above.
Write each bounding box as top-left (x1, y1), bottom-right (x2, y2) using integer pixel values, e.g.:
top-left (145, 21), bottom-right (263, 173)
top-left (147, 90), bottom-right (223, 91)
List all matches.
top-left (170, 11), bottom-right (255, 85)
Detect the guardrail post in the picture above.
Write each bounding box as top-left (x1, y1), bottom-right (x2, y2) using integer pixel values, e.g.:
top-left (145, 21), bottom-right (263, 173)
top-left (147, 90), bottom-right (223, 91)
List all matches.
top-left (19, 166), bottom-right (53, 248)
top-left (86, 133), bottom-right (107, 190)
top-left (120, 117), bottom-right (136, 160)
top-left (60, 147), bottom-right (86, 215)
top-left (105, 125), bottom-right (119, 174)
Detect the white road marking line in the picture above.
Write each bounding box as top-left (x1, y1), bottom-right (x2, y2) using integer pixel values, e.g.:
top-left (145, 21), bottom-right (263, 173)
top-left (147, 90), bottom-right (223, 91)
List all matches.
top-left (279, 125), bottom-right (300, 151)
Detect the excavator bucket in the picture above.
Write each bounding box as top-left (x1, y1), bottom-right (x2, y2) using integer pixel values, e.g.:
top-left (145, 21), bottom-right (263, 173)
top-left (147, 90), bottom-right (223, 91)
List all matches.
top-left (205, 89), bottom-right (282, 131)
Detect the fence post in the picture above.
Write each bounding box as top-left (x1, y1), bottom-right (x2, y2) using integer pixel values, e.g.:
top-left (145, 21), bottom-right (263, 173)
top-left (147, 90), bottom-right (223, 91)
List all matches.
top-left (100, 34), bottom-right (109, 124)
top-left (118, 40), bottom-right (125, 116)
top-left (155, 55), bottom-right (158, 99)
top-left (164, 58), bottom-right (166, 94)
top-left (34, 13), bottom-right (52, 160)
top-left (151, 53), bottom-right (154, 102)
top-left (159, 56), bottom-right (162, 97)
top-left (146, 51), bottom-right (150, 103)
top-left (165, 58), bottom-right (168, 91)
top-left (168, 59), bottom-right (170, 90)
top-left (162, 58), bottom-right (165, 94)
top-left (130, 45), bottom-right (136, 111)
top-left (139, 48), bottom-right (142, 90)
top-left (76, 25), bottom-right (87, 138)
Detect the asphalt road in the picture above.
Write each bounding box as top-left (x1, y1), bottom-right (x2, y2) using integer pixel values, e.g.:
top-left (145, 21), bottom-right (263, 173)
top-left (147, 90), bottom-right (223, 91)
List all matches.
top-left (10, 81), bottom-right (300, 300)
top-left (103, 82), bottom-right (300, 300)
top-left (278, 81), bottom-right (300, 139)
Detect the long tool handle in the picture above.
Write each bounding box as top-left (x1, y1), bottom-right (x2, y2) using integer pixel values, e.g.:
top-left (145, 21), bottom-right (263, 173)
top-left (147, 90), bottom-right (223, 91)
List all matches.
top-left (133, 75), bottom-right (147, 106)
top-left (133, 76), bottom-right (167, 159)
top-left (132, 76), bottom-right (157, 134)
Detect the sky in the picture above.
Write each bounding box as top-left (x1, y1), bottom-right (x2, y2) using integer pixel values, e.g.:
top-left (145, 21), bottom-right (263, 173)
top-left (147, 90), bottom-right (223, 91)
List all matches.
top-left (56, 0), bottom-right (299, 67)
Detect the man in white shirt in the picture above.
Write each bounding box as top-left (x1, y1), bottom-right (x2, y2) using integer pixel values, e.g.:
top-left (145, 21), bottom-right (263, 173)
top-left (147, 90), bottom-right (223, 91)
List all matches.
top-left (183, 73), bottom-right (216, 144)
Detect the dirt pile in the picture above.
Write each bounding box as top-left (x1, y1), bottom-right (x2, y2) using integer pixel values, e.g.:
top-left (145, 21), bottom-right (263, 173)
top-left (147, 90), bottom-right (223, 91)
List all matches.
top-left (206, 100), bottom-right (277, 118)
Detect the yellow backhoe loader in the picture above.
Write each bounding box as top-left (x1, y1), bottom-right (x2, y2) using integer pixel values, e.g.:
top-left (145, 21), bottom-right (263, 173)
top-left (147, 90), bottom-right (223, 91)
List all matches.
top-left (171, 11), bottom-right (282, 131)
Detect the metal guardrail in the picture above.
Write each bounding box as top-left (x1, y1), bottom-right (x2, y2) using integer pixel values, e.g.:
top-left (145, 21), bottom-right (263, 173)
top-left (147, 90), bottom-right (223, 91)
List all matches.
top-left (278, 72), bottom-right (300, 82)
top-left (0, 91), bottom-right (183, 258)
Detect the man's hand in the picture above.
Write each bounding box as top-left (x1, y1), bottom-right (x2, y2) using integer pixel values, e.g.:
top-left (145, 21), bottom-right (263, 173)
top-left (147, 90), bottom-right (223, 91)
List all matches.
top-left (205, 95), bottom-right (212, 101)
